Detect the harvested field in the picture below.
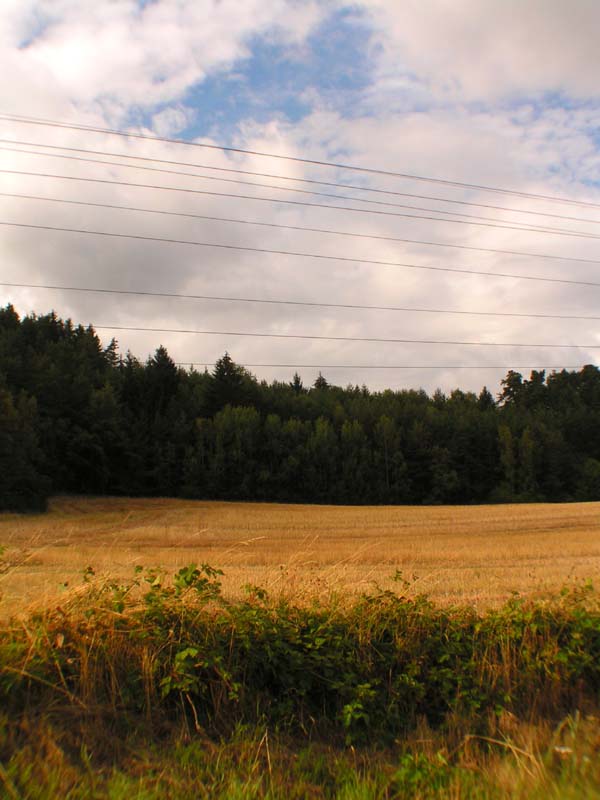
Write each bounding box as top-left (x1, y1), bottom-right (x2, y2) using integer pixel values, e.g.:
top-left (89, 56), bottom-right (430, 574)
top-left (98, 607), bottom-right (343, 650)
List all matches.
top-left (1, 496), bottom-right (600, 616)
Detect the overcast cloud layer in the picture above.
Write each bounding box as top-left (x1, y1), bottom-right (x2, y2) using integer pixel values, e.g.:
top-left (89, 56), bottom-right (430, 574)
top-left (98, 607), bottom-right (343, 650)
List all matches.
top-left (2, 0), bottom-right (600, 395)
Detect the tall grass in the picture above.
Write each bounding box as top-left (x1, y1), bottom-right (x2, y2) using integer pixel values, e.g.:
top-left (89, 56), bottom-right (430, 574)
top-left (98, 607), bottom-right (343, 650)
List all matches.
top-left (2, 562), bottom-right (600, 796)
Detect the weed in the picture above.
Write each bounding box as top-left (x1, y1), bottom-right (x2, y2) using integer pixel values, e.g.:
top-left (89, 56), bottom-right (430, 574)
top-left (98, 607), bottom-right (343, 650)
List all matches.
top-left (3, 563), bottom-right (600, 797)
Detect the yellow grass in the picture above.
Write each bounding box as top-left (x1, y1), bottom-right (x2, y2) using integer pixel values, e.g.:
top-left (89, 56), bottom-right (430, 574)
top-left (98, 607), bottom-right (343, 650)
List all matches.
top-left (1, 495), bottom-right (600, 616)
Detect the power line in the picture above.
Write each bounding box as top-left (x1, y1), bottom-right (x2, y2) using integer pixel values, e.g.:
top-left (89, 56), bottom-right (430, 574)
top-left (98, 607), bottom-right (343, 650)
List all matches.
top-left (4, 168), bottom-right (600, 240)
top-left (5, 144), bottom-right (563, 228)
top-left (92, 323), bottom-right (600, 349)
top-left (3, 140), bottom-right (599, 227)
top-left (2, 112), bottom-right (600, 210)
top-left (7, 144), bottom-right (505, 221)
top-left (4, 279), bottom-right (600, 322)
top-left (4, 219), bottom-right (600, 287)
top-left (173, 362), bottom-right (588, 370)
top-left (4, 190), bottom-right (600, 266)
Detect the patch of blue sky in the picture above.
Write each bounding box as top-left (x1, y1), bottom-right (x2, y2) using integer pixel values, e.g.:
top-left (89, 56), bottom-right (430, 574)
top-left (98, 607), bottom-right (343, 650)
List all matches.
top-left (17, 6), bottom-right (56, 50)
top-left (501, 93), bottom-right (600, 186)
top-left (177, 7), bottom-right (376, 140)
top-left (503, 93), bottom-right (572, 124)
top-left (483, 91), bottom-right (600, 123)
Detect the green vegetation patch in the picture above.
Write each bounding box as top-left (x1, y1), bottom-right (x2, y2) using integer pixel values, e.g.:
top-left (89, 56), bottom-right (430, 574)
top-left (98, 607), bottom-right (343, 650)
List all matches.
top-left (2, 567), bottom-right (600, 797)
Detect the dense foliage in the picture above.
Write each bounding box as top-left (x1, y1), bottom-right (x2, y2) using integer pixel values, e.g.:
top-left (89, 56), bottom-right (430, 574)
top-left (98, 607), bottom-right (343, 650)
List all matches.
top-left (2, 304), bottom-right (600, 511)
top-left (2, 567), bottom-right (600, 797)
top-left (4, 565), bottom-right (596, 741)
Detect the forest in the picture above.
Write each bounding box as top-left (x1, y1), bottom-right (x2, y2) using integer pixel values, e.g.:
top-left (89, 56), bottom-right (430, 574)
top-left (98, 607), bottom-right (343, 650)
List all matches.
top-left (2, 304), bottom-right (600, 512)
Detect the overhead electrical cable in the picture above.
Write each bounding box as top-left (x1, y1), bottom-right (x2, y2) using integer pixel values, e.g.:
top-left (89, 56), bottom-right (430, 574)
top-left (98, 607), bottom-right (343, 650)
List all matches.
top-left (2, 190), bottom-right (598, 266)
top-left (2, 112), bottom-right (600, 210)
top-left (2, 140), bottom-right (599, 226)
top-left (173, 362), bottom-right (589, 370)
top-left (3, 169), bottom-right (600, 240)
top-left (8, 144), bottom-right (593, 231)
top-left (5, 145), bottom-right (565, 227)
top-left (5, 145), bottom-right (500, 219)
top-left (91, 323), bottom-right (600, 349)
top-left (2, 220), bottom-right (600, 287)
top-left (4, 279), bottom-right (600, 322)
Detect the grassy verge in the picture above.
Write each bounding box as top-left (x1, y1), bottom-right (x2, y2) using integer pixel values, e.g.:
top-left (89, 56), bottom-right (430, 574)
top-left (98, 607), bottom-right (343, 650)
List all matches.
top-left (1, 563), bottom-right (600, 798)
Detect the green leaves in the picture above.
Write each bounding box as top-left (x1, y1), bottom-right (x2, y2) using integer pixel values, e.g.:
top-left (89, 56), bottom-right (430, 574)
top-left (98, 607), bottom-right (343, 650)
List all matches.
top-left (160, 647), bottom-right (201, 697)
top-left (3, 564), bottom-right (600, 747)
top-left (173, 563), bottom-right (224, 599)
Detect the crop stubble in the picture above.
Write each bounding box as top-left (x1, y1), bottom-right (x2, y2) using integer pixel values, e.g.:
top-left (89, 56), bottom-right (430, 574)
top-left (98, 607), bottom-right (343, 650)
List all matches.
top-left (1, 496), bottom-right (599, 616)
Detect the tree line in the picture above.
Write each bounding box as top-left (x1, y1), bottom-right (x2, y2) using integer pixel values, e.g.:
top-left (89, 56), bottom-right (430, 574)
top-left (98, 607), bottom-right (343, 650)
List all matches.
top-left (2, 304), bottom-right (600, 511)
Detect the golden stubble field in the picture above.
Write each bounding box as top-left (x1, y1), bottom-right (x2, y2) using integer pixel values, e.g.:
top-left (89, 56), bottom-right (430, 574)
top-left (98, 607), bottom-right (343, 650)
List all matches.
top-left (1, 496), bottom-right (600, 616)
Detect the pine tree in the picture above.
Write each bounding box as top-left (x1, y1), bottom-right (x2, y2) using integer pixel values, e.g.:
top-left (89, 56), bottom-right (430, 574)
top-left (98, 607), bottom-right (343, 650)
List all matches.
top-left (313, 372), bottom-right (329, 391)
top-left (291, 372), bottom-right (304, 394)
top-left (0, 388), bottom-right (49, 511)
top-left (205, 352), bottom-right (255, 415)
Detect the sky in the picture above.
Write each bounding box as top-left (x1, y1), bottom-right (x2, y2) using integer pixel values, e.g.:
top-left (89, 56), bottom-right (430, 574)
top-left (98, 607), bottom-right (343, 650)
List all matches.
top-left (2, 0), bottom-right (600, 395)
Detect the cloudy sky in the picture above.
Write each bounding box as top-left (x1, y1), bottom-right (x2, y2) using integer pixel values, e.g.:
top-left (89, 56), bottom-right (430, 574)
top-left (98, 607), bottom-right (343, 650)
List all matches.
top-left (2, 0), bottom-right (600, 394)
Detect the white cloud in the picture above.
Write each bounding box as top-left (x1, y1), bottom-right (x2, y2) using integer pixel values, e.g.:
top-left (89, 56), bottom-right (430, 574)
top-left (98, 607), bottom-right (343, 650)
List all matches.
top-left (151, 106), bottom-right (192, 137)
top-left (2, 0), bottom-right (600, 395)
top-left (359, 0), bottom-right (600, 101)
top-left (2, 0), bottom-right (325, 121)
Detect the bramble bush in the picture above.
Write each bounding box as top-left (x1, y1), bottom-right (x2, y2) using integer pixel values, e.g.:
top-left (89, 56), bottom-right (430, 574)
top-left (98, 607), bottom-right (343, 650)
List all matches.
top-left (1, 565), bottom-right (600, 747)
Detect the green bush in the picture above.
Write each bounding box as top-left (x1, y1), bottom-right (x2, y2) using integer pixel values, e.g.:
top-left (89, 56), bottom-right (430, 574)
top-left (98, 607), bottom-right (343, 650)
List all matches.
top-left (2, 567), bottom-right (600, 747)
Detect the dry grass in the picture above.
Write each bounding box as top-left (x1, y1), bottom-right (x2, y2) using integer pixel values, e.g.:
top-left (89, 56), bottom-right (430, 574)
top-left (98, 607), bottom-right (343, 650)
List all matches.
top-left (1, 495), bottom-right (600, 616)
